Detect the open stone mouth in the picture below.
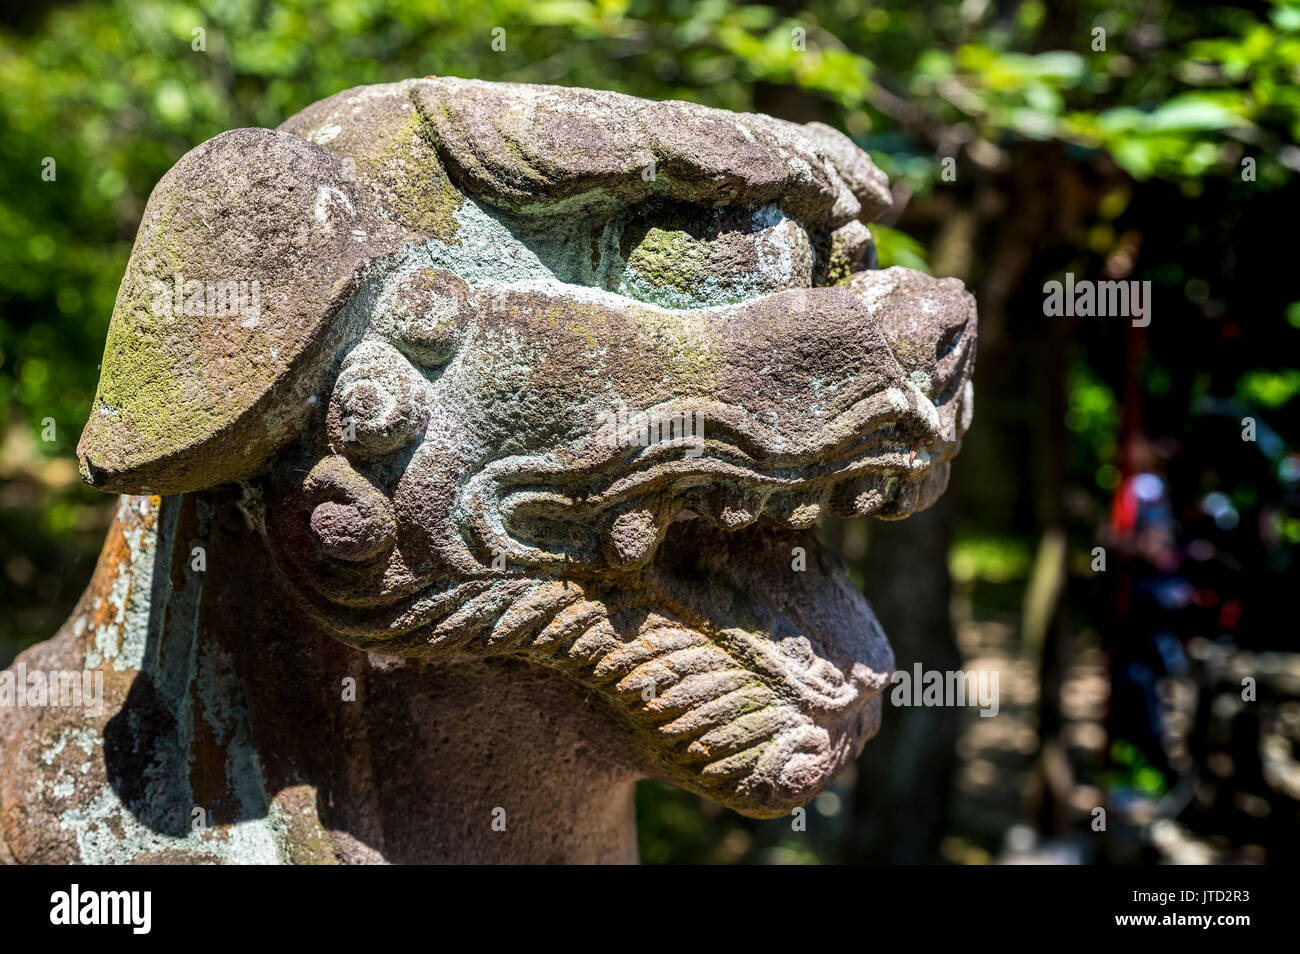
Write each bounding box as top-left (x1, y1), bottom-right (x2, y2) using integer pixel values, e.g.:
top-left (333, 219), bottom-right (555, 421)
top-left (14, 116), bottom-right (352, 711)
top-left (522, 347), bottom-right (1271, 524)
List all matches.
top-left (247, 293), bottom-right (969, 811)
top-left (256, 406), bottom-right (936, 815)
top-left (582, 515), bottom-right (895, 814)
top-left (483, 430), bottom-right (940, 564)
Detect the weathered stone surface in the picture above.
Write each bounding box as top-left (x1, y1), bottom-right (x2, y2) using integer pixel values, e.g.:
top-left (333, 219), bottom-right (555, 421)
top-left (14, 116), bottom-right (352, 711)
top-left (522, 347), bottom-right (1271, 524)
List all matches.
top-left (76, 129), bottom-right (417, 495)
top-left (2, 77), bottom-right (976, 864)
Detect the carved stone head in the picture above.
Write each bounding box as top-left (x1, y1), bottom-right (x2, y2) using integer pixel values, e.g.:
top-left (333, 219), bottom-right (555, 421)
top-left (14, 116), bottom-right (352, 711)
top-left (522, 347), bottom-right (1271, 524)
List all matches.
top-left (76, 78), bottom-right (976, 818)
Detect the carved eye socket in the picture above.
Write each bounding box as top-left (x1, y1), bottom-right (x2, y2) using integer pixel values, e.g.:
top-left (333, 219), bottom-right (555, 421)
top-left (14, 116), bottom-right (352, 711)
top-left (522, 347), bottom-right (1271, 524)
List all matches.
top-left (327, 341), bottom-right (431, 458)
top-left (399, 315), bottom-right (459, 366)
top-left (600, 203), bottom-right (813, 309)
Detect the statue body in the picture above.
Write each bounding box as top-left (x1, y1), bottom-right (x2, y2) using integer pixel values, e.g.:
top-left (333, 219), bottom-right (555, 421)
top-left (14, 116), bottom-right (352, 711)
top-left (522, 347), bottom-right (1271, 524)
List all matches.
top-left (2, 493), bottom-right (639, 863)
top-left (0, 78), bottom-right (976, 863)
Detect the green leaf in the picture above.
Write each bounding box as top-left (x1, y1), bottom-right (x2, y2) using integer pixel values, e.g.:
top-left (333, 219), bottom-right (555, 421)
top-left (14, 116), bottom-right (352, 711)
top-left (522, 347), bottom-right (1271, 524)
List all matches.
top-left (1147, 94), bottom-right (1247, 132)
top-left (872, 224), bottom-right (930, 273)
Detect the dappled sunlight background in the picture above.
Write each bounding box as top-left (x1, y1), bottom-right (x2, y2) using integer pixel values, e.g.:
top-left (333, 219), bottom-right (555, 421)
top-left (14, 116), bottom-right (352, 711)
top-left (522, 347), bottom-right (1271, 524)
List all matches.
top-left (2, 0), bottom-right (1298, 863)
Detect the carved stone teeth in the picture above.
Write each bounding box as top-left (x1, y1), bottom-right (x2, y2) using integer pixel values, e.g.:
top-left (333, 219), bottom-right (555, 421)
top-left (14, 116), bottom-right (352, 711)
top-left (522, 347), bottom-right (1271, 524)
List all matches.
top-left (766, 487), bottom-right (825, 529)
top-left (602, 504), bottom-right (663, 569)
top-left (708, 486), bottom-right (766, 530)
top-left (828, 474), bottom-right (887, 516)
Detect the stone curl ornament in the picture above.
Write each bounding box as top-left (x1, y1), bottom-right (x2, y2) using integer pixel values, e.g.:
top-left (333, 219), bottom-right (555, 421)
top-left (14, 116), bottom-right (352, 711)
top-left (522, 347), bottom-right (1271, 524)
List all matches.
top-left (0, 78), bottom-right (976, 864)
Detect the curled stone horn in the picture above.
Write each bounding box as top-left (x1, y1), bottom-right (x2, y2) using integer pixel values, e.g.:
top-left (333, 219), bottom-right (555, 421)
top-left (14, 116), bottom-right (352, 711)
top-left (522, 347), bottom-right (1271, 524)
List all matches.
top-left (3, 77), bottom-right (977, 863)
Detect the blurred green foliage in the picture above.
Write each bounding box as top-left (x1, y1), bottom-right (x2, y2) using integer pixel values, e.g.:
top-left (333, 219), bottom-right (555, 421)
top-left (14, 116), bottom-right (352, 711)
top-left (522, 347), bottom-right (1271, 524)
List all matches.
top-left (2, 0), bottom-right (1298, 450)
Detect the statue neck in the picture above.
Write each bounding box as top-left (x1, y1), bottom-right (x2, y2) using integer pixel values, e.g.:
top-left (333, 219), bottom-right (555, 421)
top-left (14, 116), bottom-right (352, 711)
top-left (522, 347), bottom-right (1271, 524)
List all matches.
top-left (109, 494), bottom-right (642, 863)
top-left (312, 654), bottom-right (642, 864)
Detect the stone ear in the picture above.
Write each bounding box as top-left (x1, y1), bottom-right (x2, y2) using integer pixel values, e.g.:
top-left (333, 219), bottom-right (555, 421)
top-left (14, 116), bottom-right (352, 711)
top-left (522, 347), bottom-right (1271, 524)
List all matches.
top-left (77, 127), bottom-right (413, 495)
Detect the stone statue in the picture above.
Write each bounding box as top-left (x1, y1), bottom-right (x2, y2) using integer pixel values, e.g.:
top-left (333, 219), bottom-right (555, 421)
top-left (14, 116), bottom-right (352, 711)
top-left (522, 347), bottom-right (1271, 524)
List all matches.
top-left (0, 78), bottom-right (976, 863)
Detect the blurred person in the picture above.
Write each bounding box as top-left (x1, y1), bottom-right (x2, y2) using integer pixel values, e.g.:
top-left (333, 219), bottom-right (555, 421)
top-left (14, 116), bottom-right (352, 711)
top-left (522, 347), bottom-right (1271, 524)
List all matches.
top-left (1102, 435), bottom-right (1190, 792)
